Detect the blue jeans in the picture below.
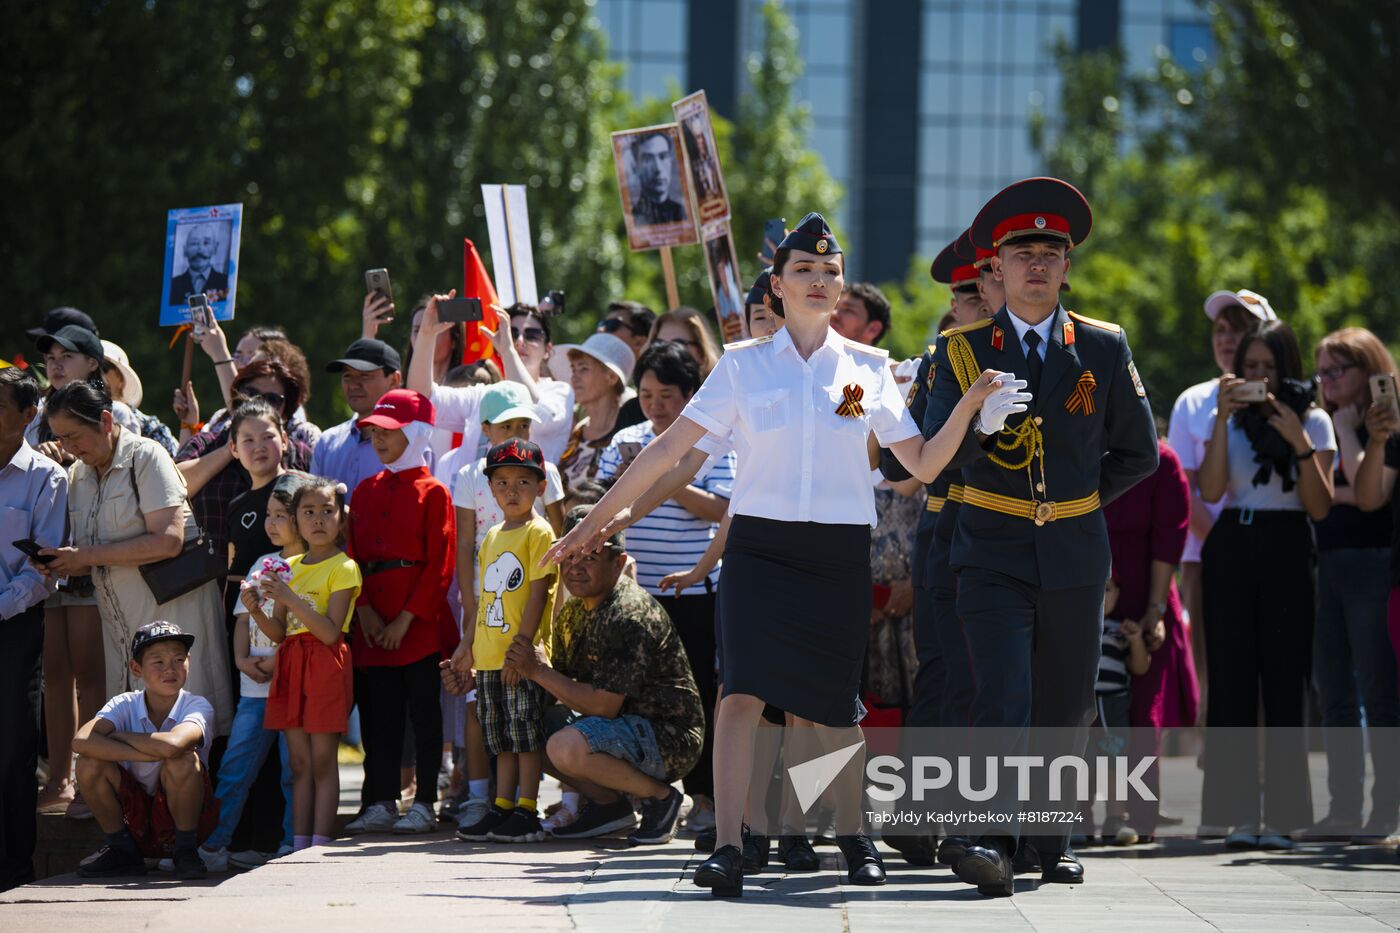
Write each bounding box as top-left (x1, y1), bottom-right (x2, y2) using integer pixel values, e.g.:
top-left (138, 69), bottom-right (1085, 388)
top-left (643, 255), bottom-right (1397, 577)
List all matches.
top-left (206, 695), bottom-right (293, 850)
top-left (1313, 547), bottom-right (1400, 826)
top-left (571, 714), bottom-right (668, 782)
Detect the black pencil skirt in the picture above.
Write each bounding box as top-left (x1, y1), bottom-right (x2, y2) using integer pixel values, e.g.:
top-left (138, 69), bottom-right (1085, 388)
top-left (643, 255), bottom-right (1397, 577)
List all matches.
top-left (716, 515), bottom-right (872, 728)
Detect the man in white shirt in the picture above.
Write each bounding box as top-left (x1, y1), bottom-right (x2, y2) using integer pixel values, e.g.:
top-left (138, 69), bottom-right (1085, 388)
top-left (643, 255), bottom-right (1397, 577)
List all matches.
top-left (73, 622), bottom-right (216, 881)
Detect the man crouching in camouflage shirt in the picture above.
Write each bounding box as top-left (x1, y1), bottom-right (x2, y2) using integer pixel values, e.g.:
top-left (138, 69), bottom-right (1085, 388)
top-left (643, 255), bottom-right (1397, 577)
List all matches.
top-left (504, 506), bottom-right (704, 846)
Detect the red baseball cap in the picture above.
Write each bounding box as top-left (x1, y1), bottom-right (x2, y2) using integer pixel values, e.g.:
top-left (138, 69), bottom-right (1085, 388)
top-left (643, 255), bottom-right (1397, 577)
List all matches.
top-left (357, 389), bottom-right (435, 431)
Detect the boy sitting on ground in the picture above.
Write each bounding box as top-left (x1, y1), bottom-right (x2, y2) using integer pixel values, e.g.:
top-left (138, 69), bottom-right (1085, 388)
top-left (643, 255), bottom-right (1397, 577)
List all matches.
top-left (73, 621), bottom-right (219, 880)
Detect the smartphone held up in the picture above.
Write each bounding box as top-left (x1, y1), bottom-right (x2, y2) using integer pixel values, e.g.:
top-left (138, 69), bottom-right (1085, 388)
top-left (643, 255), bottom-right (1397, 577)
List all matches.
top-left (365, 268), bottom-right (394, 323)
top-left (1371, 372), bottom-right (1400, 420)
top-left (187, 293), bottom-right (213, 339)
top-left (438, 297), bottom-right (484, 324)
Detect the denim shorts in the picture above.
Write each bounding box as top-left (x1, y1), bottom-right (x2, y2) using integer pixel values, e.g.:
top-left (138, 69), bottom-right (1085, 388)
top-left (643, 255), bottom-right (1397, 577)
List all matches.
top-left (571, 713), bottom-right (667, 781)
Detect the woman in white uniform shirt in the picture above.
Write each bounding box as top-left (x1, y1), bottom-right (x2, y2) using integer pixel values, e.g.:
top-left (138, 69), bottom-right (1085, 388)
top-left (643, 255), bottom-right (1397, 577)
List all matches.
top-left (550, 213), bottom-right (1015, 896)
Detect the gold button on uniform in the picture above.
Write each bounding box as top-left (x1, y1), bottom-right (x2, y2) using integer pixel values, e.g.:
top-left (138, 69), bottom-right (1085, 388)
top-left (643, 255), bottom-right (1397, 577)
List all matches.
top-left (1034, 416), bottom-right (1043, 425)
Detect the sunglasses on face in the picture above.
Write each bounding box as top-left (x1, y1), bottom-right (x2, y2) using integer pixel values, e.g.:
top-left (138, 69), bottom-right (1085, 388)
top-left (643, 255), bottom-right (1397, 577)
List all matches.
top-left (237, 390), bottom-right (287, 410)
top-left (598, 318), bottom-right (633, 337)
top-left (511, 326), bottom-right (547, 345)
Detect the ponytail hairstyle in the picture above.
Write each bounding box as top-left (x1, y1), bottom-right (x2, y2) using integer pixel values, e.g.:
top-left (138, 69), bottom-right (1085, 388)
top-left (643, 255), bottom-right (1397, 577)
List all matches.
top-left (229, 396), bottom-right (286, 442)
top-left (288, 476), bottom-right (349, 548)
top-left (46, 379), bottom-right (113, 427)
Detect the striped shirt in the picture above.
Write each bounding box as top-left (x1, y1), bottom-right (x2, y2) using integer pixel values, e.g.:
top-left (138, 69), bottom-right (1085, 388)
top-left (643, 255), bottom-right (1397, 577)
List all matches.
top-left (595, 421), bottom-right (736, 596)
top-left (1096, 617), bottom-right (1130, 695)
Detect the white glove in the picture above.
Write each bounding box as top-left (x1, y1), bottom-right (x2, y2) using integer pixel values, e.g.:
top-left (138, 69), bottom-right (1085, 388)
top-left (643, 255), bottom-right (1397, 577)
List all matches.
top-left (978, 376), bottom-right (1033, 434)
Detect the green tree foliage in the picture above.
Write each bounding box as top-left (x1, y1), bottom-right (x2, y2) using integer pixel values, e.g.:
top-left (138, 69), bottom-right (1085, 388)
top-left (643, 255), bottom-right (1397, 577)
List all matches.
top-left (1, 0), bottom-right (841, 427)
top-left (1028, 42), bottom-right (1400, 415)
top-left (1181, 1), bottom-right (1400, 219)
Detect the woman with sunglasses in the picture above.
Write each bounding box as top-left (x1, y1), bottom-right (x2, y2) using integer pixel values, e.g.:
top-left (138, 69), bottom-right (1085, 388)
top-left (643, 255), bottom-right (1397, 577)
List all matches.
top-left (484, 304), bottom-right (575, 466)
top-left (175, 358), bottom-right (314, 559)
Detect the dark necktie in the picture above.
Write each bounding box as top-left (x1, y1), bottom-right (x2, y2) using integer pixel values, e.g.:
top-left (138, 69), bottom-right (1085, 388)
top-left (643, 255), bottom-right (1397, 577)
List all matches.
top-left (1023, 330), bottom-right (1044, 395)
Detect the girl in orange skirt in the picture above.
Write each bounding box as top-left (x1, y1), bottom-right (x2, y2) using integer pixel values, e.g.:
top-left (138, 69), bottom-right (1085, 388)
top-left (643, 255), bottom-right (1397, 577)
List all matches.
top-left (255, 478), bottom-right (362, 850)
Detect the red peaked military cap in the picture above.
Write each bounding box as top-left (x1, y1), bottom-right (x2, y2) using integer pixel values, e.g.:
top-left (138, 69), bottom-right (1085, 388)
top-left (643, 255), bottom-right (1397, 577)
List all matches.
top-left (970, 177), bottom-right (1092, 252)
top-left (930, 229), bottom-right (980, 288)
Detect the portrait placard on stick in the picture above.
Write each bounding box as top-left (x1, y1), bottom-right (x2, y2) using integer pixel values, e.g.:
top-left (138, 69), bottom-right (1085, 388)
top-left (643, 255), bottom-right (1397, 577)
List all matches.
top-left (612, 124), bottom-right (699, 252)
top-left (703, 222), bottom-right (747, 343)
top-left (481, 184), bottom-right (538, 307)
top-left (160, 203), bottom-right (242, 325)
top-left (673, 91), bottom-right (730, 226)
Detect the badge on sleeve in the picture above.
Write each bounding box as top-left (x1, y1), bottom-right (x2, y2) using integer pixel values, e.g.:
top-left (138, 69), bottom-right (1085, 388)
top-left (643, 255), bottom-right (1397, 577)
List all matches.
top-left (835, 383), bottom-right (865, 418)
top-left (1128, 361), bottom-right (1146, 398)
top-left (905, 381), bottom-right (919, 409)
top-left (1066, 370), bottom-right (1097, 415)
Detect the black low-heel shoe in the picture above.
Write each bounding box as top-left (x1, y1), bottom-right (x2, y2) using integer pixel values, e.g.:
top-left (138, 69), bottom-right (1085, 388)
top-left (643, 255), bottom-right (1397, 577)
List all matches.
top-left (956, 843), bottom-right (1013, 897)
top-left (694, 844), bottom-right (744, 897)
top-left (837, 834), bottom-right (887, 886)
top-left (937, 834), bottom-right (970, 868)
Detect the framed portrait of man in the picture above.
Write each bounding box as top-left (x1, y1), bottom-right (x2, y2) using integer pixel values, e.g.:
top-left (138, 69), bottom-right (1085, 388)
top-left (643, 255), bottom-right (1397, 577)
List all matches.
top-left (160, 203), bottom-right (242, 325)
top-left (703, 224), bottom-right (747, 343)
top-left (673, 91), bottom-right (730, 225)
top-left (611, 124), bottom-right (699, 251)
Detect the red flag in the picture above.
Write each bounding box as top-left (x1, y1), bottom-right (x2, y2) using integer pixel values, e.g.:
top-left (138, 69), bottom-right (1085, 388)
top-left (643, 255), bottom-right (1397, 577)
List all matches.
top-left (461, 238), bottom-right (501, 366)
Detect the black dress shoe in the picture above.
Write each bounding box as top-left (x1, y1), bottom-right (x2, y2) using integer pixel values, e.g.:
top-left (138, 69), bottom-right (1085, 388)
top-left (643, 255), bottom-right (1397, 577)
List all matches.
top-left (937, 834), bottom-right (970, 868)
top-left (837, 834), bottom-right (887, 886)
top-left (883, 832), bottom-right (938, 866)
top-left (1039, 848), bottom-right (1084, 884)
top-left (778, 835), bottom-right (821, 872)
top-left (955, 843), bottom-right (1014, 897)
top-left (741, 825), bottom-right (770, 874)
top-left (1011, 841), bottom-right (1041, 874)
top-left (694, 844), bottom-right (743, 897)
top-left (694, 827), bottom-right (716, 852)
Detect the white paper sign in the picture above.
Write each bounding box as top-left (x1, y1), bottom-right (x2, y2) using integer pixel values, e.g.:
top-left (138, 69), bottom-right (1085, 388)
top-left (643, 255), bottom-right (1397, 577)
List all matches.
top-left (481, 184), bottom-right (538, 307)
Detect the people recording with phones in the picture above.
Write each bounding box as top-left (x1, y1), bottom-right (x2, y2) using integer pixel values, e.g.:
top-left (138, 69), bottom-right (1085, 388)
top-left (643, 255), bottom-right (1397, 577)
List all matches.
top-left (1197, 320), bottom-right (1335, 850)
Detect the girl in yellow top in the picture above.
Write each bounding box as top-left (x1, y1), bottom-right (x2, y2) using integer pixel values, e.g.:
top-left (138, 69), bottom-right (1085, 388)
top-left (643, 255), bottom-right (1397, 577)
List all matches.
top-left (255, 477), bottom-right (361, 851)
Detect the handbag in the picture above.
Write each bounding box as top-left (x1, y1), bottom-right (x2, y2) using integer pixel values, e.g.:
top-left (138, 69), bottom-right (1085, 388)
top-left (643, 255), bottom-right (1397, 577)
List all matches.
top-left (128, 461), bottom-right (226, 605)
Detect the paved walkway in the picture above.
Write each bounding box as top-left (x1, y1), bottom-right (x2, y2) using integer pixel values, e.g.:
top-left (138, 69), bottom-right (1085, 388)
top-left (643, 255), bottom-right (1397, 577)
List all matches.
top-left (6, 757), bottom-right (1398, 931)
top-left (4, 828), bottom-right (1397, 931)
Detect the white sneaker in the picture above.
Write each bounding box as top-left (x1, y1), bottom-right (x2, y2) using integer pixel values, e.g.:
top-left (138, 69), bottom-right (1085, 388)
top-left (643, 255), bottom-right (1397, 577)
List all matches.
top-left (198, 845), bottom-right (229, 872)
top-left (541, 805), bottom-right (579, 833)
top-left (682, 799), bottom-right (716, 835)
top-left (229, 849), bottom-right (273, 870)
top-left (393, 802), bottom-right (439, 834)
top-left (455, 797), bottom-right (491, 831)
top-left (1112, 825), bottom-right (1140, 847)
top-left (345, 801), bottom-right (398, 835)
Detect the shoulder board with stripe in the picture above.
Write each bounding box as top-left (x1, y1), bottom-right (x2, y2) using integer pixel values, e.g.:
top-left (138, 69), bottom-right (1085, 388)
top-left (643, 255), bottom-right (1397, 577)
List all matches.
top-left (837, 334), bottom-right (890, 358)
top-left (723, 334), bottom-right (775, 351)
top-left (1067, 311), bottom-right (1121, 334)
top-left (939, 317), bottom-right (995, 339)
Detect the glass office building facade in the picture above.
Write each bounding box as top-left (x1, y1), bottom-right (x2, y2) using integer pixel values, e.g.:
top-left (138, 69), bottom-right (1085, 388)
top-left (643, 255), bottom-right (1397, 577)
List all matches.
top-left (590, 0), bottom-right (1213, 282)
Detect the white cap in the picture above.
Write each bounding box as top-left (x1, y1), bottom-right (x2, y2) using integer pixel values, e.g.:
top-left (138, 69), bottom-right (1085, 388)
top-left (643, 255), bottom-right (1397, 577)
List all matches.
top-left (1204, 289), bottom-right (1277, 324)
top-left (548, 332), bottom-right (636, 386)
top-left (100, 340), bottom-right (144, 408)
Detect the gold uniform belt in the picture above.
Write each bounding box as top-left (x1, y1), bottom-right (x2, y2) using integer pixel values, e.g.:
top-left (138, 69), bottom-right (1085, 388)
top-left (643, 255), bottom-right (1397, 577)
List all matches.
top-left (961, 486), bottom-right (1101, 527)
top-left (925, 484), bottom-right (966, 513)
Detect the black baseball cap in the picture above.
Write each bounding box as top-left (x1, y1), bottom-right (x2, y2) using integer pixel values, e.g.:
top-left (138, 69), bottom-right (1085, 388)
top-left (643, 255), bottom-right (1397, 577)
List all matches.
top-left (35, 325), bottom-right (105, 366)
top-left (483, 438), bottom-right (546, 479)
top-left (131, 620), bottom-right (195, 661)
top-left (325, 338), bottom-right (401, 374)
top-left (27, 307), bottom-right (98, 340)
